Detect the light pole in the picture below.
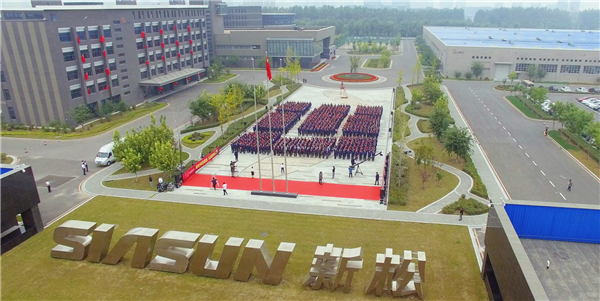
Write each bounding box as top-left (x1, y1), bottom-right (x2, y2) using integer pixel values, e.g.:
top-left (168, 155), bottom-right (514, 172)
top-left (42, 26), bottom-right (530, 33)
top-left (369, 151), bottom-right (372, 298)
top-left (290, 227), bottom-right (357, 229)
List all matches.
top-left (170, 106), bottom-right (183, 171)
top-left (280, 58), bottom-right (289, 193)
top-left (252, 57), bottom-right (263, 191)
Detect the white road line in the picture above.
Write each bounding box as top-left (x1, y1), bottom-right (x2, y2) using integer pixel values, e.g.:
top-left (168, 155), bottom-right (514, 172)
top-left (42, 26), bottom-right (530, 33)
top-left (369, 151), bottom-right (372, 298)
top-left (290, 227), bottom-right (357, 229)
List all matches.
top-left (491, 112), bottom-right (494, 116)
top-left (549, 180), bottom-right (555, 187)
top-left (519, 145), bottom-right (523, 149)
top-left (540, 170), bottom-right (546, 176)
top-left (526, 152), bottom-right (530, 157)
top-left (513, 138), bottom-right (517, 142)
top-left (502, 126), bottom-right (506, 130)
top-left (532, 160), bottom-right (537, 166)
top-left (559, 193), bottom-right (566, 200)
top-left (499, 121), bottom-right (502, 125)
top-left (487, 108), bottom-right (490, 111)
top-left (484, 104), bottom-right (487, 107)
top-left (494, 116), bottom-right (498, 120)
top-left (508, 132), bottom-right (511, 136)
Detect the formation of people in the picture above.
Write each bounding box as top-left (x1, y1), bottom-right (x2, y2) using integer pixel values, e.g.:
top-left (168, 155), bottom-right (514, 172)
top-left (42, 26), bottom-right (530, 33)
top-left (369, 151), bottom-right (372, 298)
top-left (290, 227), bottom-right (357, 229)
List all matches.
top-left (276, 101), bottom-right (311, 115)
top-left (342, 115), bottom-right (382, 138)
top-left (255, 111), bottom-right (302, 134)
top-left (334, 136), bottom-right (378, 160)
top-left (230, 131), bottom-right (282, 154)
top-left (298, 104), bottom-right (350, 136)
top-left (272, 137), bottom-right (337, 158)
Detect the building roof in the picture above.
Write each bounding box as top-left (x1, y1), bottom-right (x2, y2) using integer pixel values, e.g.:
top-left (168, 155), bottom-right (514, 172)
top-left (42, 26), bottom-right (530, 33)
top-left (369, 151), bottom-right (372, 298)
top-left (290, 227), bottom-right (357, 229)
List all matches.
top-left (425, 26), bottom-right (600, 51)
top-left (139, 68), bottom-right (205, 86)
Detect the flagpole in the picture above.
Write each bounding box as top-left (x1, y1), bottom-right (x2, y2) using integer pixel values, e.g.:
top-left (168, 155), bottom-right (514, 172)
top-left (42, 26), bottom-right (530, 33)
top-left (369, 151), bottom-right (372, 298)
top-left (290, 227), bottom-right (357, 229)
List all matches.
top-left (280, 58), bottom-right (289, 194)
top-left (252, 58), bottom-right (263, 191)
top-left (266, 52), bottom-right (276, 192)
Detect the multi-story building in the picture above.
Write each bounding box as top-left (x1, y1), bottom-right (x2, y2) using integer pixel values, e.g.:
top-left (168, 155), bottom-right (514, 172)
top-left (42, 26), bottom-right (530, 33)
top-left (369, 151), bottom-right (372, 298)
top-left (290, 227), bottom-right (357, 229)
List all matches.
top-left (1, 0), bottom-right (211, 126)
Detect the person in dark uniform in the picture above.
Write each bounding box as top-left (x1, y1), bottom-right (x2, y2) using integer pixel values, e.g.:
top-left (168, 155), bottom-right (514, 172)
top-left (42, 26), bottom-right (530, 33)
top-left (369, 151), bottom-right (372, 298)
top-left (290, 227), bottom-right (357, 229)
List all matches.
top-left (375, 172), bottom-right (380, 185)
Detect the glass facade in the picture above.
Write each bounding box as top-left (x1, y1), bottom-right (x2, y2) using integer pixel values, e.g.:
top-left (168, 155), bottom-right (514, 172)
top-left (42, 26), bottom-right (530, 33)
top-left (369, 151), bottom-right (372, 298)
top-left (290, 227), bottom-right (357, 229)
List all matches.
top-left (267, 39), bottom-right (321, 58)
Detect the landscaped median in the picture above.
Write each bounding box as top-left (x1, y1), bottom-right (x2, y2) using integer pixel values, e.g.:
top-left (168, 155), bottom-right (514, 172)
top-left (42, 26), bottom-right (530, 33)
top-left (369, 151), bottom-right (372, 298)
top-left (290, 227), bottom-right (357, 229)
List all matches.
top-left (1, 153), bottom-right (13, 164)
top-left (182, 131), bottom-right (216, 149)
top-left (0, 195), bottom-right (487, 300)
top-left (202, 73), bottom-right (237, 84)
top-left (310, 62), bottom-right (328, 72)
top-left (505, 96), bottom-right (553, 120)
top-left (548, 130), bottom-right (600, 177)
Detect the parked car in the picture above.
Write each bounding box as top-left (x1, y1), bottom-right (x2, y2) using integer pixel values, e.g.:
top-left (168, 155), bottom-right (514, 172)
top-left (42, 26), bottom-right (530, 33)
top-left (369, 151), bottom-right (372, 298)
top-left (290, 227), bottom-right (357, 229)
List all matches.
top-left (589, 99), bottom-right (600, 111)
top-left (548, 86), bottom-right (559, 92)
top-left (541, 100), bottom-right (554, 115)
top-left (560, 86), bottom-right (572, 92)
top-left (576, 87), bottom-right (589, 93)
top-left (589, 87), bottom-right (599, 93)
top-left (581, 98), bottom-right (595, 107)
top-left (577, 96), bottom-right (593, 102)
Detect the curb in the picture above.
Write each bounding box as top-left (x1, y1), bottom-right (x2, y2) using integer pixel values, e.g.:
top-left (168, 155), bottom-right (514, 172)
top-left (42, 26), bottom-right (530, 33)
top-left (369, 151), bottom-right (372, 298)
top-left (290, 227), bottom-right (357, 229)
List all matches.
top-left (546, 134), bottom-right (600, 183)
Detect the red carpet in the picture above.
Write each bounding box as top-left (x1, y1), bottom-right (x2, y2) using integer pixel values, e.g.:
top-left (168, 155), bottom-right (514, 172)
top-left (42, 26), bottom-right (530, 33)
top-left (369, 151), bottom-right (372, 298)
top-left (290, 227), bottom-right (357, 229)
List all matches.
top-left (183, 174), bottom-right (381, 200)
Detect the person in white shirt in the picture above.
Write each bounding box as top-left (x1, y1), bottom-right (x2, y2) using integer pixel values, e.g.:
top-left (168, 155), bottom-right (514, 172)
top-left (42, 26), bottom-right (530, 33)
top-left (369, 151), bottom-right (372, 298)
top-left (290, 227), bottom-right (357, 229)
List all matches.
top-left (158, 177), bottom-right (163, 184)
top-left (280, 163), bottom-right (285, 174)
top-left (222, 182), bottom-right (228, 195)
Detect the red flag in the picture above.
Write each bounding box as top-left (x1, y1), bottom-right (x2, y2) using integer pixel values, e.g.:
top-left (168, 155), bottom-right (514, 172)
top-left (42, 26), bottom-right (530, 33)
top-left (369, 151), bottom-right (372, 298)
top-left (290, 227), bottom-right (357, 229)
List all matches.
top-left (141, 32), bottom-right (145, 38)
top-left (87, 88), bottom-right (91, 95)
top-left (100, 36), bottom-right (105, 43)
top-left (81, 55), bottom-right (85, 63)
top-left (160, 28), bottom-right (163, 35)
top-left (266, 55), bottom-right (272, 81)
top-left (105, 68), bottom-right (110, 75)
top-left (84, 73), bottom-right (89, 80)
top-left (77, 35), bottom-right (80, 44)
top-left (104, 85), bottom-right (110, 90)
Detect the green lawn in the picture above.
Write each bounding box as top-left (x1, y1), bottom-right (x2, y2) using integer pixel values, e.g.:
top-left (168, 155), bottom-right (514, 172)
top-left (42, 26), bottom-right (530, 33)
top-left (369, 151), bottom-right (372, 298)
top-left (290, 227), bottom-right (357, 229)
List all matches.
top-left (0, 103), bottom-right (166, 140)
top-left (395, 86), bottom-right (407, 108)
top-left (104, 171), bottom-right (174, 191)
top-left (417, 119), bottom-right (432, 133)
top-left (407, 137), bottom-right (466, 170)
top-left (506, 96), bottom-right (539, 119)
top-left (1, 196), bottom-right (487, 301)
top-left (203, 73), bottom-right (238, 84)
top-left (548, 130), bottom-right (600, 177)
top-left (393, 111), bottom-right (411, 142)
top-left (406, 103), bottom-right (434, 118)
top-left (1, 153), bottom-right (13, 164)
top-left (182, 131), bottom-right (216, 149)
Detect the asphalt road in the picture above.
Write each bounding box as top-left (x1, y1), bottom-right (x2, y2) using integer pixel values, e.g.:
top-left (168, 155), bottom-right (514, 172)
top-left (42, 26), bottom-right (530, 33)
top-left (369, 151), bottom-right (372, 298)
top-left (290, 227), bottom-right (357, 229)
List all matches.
top-left (445, 81), bottom-right (599, 205)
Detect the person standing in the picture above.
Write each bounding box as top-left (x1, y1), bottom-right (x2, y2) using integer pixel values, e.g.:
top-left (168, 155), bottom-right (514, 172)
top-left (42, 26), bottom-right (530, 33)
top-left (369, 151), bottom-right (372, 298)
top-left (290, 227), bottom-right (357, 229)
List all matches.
top-left (375, 172), bottom-right (380, 185)
top-left (280, 163), bottom-right (285, 174)
top-left (459, 207), bottom-right (464, 221)
top-left (81, 161), bottom-right (87, 176)
top-left (319, 171), bottom-right (323, 185)
top-left (251, 166), bottom-right (255, 178)
top-left (223, 182), bottom-right (228, 195)
top-left (211, 176), bottom-right (219, 190)
top-left (332, 166), bottom-right (336, 179)
top-left (234, 149), bottom-right (239, 161)
top-left (567, 179), bottom-right (572, 192)
top-left (84, 160), bottom-right (89, 173)
top-left (149, 175), bottom-right (153, 187)
top-left (348, 165), bottom-right (353, 178)
top-left (46, 180), bottom-right (51, 193)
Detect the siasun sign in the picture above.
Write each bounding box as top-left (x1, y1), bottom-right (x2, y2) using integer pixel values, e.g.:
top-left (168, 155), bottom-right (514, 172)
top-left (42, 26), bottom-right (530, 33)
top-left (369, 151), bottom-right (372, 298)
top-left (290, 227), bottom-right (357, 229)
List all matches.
top-left (51, 220), bottom-right (426, 298)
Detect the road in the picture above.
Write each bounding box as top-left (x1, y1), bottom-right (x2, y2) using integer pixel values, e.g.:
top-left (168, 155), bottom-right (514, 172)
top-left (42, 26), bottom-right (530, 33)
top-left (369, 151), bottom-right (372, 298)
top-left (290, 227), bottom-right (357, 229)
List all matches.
top-left (445, 81), bottom-right (599, 205)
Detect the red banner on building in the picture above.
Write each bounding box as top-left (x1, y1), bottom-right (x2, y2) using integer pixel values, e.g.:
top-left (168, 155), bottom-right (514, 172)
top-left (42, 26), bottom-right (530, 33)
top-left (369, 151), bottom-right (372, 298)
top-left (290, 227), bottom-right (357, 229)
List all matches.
top-left (182, 146), bottom-right (220, 182)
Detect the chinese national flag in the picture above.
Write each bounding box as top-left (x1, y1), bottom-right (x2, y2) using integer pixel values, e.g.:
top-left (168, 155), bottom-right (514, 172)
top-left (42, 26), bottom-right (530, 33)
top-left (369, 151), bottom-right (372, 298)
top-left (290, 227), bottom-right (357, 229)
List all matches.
top-left (266, 55), bottom-right (272, 81)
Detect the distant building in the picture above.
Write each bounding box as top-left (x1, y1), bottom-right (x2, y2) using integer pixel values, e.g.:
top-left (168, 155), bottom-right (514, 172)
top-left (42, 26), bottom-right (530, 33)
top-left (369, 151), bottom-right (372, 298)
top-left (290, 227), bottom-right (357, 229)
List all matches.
top-left (423, 26), bottom-right (600, 83)
top-left (223, 5), bottom-right (295, 29)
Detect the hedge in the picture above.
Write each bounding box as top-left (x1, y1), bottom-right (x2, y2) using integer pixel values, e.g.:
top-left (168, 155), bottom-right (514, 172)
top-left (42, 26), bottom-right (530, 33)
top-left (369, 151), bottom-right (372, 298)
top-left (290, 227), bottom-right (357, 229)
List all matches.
top-left (508, 96), bottom-right (553, 120)
top-left (182, 132), bottom-right (213, 145)
top-left (180, 122), bottom-right (220, 134)
top-left (463, 156), bottom-right (489, 199)
top-left (559, 128), bottom-right (600, 164)
top-left (442, 196), bottom-right (489, 215)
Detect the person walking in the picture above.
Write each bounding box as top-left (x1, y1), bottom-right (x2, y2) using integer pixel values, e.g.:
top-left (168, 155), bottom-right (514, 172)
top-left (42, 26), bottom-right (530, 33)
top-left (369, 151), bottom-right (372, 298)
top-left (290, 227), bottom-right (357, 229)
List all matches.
top-left (81, 161), bottom-right (87, 176)
top-left (46, 180), bottom-right (51, 193)
top-left (319, 171), bottom-right (323, 185)
top-left (280, 163), bottom-right (285, 174)
top-left (375, 172), bottom-right (380, 185)
top-left (234, 149), bottom-right (239, 161)
top-left (149, 175), bottom-right (153, 187)
top-left (348, 165), bottom-right (353, 178)
top-left (211, 176), bottom-right (219, 190)
top-left (251, 166), bottom-right (255, 178)
top-left (332, 166), bottom-right (336, 179)
top-left (222, 182), bottom-right (228, 195)
top-left (567, 179), bottom-right (572, 192)
top-left (459, 207), bottom-right (464, 221)
top-left (84, 160), bottom-right (89, 173)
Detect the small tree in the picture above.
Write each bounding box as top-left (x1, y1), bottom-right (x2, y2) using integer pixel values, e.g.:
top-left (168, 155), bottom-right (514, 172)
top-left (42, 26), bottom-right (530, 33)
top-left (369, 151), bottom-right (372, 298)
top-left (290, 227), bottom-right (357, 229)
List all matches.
top-left (526, 65), bottom-right (537, 80)
top-left (429, 97), bottom-right (451, 139)
top-left (536, 65), bottom-right (547, 81)
top-left (412, 56), bottom-right (422, 84)
top-left (454, 71), bottom-right (462, 79)
top-left (443, 126), bottom-right (474, 160)
top-left (349, 56), bottom-right (361, 73)
top-left (471, 62), bottom-right (484, 79)
top-left (209, 88), bottom-right (229, 132)
top-left (68, 104), bottom-right (94, 129)
top-left (508, 72), bottom-right (518, 85)
top-left (189, 90), bottom-right (216, 122)
top-left (255, 57), bottom-right (266, 68)
top-left (121, 147), bottom-right (142, 181)
top-left (530, 87), bottom-right (547, 104)
top-left (149, 140), bottom-right (179, 176)
top-left (465, 72), bottom-right (472, 80)
top-left (397, 68), bottom-right (403, 85)
top-left (422, 76), bottom-right (443, 104)
top-left (502, 78), bottom-right (507, 86)
top-left (226, 55), bottom-right (240, 67)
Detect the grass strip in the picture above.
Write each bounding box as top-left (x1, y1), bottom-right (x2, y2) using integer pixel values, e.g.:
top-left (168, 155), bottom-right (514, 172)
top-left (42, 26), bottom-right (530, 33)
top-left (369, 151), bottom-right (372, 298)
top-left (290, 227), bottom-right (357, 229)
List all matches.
top-left (202, 73), bottom-right (237, 84)
top-left (417, 119), bottom-right (432, 133)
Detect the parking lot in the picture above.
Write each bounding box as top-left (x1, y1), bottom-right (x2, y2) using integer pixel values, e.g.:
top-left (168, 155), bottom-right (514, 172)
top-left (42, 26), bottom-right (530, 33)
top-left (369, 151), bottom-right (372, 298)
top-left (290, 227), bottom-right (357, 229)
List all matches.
top-left (547, 92), bottom-right (600, 122)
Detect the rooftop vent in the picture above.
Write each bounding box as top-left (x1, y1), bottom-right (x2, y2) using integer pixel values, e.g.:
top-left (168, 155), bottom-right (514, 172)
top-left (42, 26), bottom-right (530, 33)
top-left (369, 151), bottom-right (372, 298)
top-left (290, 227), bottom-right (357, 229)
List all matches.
top-left (536, 37), bottom-right (541, 41)
top-left (557, 40), bottom-right (563, 43)
top-left (502, 38), bottom-right (506, 42)
top-left (488, 36), bottom-right (492, 39)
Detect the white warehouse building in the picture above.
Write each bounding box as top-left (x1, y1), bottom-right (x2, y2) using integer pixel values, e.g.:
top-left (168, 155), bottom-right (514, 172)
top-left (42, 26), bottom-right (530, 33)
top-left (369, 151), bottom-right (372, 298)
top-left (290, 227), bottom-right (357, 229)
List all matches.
top-left (423, 26), bottom-right (600, 83)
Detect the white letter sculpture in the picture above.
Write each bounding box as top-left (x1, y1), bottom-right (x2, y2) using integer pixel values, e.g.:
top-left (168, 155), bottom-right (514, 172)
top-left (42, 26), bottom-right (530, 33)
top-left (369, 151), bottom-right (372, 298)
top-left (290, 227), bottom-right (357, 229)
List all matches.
top-left (365, 248), bottom-right (426, 299)
top-left (302, 244), bottom-right (363, 293)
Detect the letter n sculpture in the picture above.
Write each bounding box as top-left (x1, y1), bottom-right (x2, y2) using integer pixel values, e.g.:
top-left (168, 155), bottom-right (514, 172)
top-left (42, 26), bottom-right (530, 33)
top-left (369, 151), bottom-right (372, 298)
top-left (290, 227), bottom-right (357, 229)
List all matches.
top-left (233, 239), bottom-right (296, 285)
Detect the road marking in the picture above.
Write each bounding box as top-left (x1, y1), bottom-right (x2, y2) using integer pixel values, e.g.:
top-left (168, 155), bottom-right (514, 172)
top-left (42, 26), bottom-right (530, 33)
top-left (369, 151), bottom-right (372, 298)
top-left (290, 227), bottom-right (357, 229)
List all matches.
top-left (508, 132), bottom-right (511, 136)
top-left (559, 193), bottom-right (566, 200)
top-left (484, 104), bottom-right (487, 107)
top-left (491, 112), bottom-right (494, 116)
top-left (519, 145), bottom-right (523, 149)
top-left (549, 180), bottom-right (555, 187)
top-left (513, 138), bottom-right (517, 142)
top-left (532, 160), bottom-right (537, 166)
top-left (494, 116), bottom-right (498, 120)
top-left (502, 126), bottom-right (506, 130)
top-left (526, 152), bottom-right (530, 157)
top-left (499, 121), bottom-right (502, 125)
top-left (540, 170), bottom-right (546, 176)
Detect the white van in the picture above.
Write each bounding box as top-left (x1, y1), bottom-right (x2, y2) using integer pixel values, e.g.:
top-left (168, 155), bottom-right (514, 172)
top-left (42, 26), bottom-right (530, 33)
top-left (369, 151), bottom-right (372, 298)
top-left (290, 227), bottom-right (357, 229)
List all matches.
top-left (522, 80), bottom-right (535, 88)
top-left (95, 142), bottom-right (116, 166)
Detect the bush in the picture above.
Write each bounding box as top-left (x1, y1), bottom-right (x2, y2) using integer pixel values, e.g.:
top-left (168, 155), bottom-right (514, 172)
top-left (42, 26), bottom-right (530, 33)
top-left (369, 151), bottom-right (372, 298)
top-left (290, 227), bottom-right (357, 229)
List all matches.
top-left (180, 122), bottom-right (220, 134)
top-left (442, 196), bottom-right (489, 215)
top-left (463, 156), bottom-right (488, 199)
top-left (1, 153), bottom-right (7, 161)
top-left (454, 71), bottom-right (462, 79)
top-left (465, 72), bottom-right (472, 80)
top-left (182, 132), bottom-right (212, 145)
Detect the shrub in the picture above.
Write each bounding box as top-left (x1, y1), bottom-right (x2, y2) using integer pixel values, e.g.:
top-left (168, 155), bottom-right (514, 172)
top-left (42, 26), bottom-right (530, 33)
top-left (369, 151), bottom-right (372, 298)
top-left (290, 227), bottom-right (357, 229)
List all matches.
top-left (463, 156), bottom-right (488, 199)
top-left (454, 71), bottom-right (462, 79)
top-left (182, 132), bottom-right (212, 145)
top-left (465, 72), bottom-right (472, 80)
top-left (1, 153), bottom-right (7, 161)
top-left (442, 196), bottom-right (489, 215)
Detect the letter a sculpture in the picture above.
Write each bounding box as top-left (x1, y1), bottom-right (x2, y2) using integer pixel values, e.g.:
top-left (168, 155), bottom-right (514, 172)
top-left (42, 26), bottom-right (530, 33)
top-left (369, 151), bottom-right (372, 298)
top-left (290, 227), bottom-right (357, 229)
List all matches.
top-left (302, 244), bottom-right (363, 293)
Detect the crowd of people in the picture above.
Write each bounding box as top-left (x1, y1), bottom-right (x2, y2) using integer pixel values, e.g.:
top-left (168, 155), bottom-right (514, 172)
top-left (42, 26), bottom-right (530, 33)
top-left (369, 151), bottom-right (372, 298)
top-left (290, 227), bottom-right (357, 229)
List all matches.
top-left (255, 111), bottom-right (301, 133)
top-left (354, 105), bottom-right (383, 117)
top-left (298, 104), bottom-right (350, 136)
top-left (230, 131), bottom-right (282, 154)
top-left (342, 114), bottom-right (382, 137)
top-left (334, 136), bottom-right (378, 160)
top-left (272, 137), bottom-right (337, 158)
top-left (276, 101), bottom-right (311, 114)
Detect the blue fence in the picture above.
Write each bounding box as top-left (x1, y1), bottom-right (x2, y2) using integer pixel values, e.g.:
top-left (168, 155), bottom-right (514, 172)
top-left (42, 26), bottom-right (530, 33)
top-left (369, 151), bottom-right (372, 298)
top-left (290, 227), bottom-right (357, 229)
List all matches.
top-left (505, 204), bottom-right (600, 244)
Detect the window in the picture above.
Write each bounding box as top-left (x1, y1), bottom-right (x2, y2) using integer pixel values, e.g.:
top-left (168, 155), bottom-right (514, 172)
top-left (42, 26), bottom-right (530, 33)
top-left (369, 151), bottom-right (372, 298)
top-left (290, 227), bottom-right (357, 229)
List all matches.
top-left (67, 70), bottom-right (79, 80)
top-left (583, 66), bottom-right (600, 74)
top-left (185, 47), bottom-right (190, 54)
top-left (134, 26), bottom-right (142, 34)
top-left (89, 29), bottom-right (99, 39)
top-left (103, 28), bottom-right (111, 37)
top-left (173, 62), bottom-right (179, 70)
top-left (141, 70), bottom-right (148, 79)
top-left (71, 88), bottom-right (82, 99)
top-left (560, 65), bottom-right (581, 74)
top-left (92, 47), bottom-right (102, 57)
top-left (186, 59), bottom-right (191, 66)
top-left (169, 23), bottom-right (175, 30)
top-left (8, 107), bottom-right (16, 119)
top-left (119, 60), bottom-right (126, 65)
top-left (150, 54), bottom-right (155, 62)
top-left (114, 20), bottom-right (121, 24)
top-left (109, 62), bottom-right (117, 71)
top-left (118, 53), bottom-right (125, 57)
top-left (137, 42), bottom-right (144, 50)
top-left (51, 14), bottom-right (57, 22)
top-left (3, 89), bottom-right (11, 100)
top-left (171, 49), bottom-right (177, 57)
top-left (124, 91), bottom-right (131, 96)
top-left (80, 49), bottom-right (90, 59)
top-left (139, 56), bottom-right (145, 64)
top-left (106, 45), bottom-right (114, 55)
top-left (59, 32), bottom-right (72, 42)
top-left (153, 24), bottom-right (160, 33)
top-left (87, 84), bottom-right (96, 94)
top-left (166, 51), bottom-right (171, 58)
top-left (163, 24), bottom-right (167, 31)
top-left (95, 64), bottom-right (105, 74)
top-left (3, 12), bottom-right (23, 20)
top-left (77, 31), bottom-right (86, 41)
top-left (116, 37), bottom-right (123, 41)
top-left (151, 68), bottom-right (157, 76)
top-left (84, 66), bottom-right (92, 76)
top-left (98, 81), bottom-right (108, 90)
top-left (120, 68), bottom-right (127, 73)
top-left (515, 63), bottom-right (533, 72)
top-left (122, 76), bottom-right (129, 81)
top-left (63, 51), bottom-right (75, 62)
top-left (1, 71), bottom-right (5, 82)
top-left (147, 40), bottom-right (154, 48)
top-left (539, 64), bottom-right (557, 73)
top-left (112, 78), bottom-right (119, 87)
top-left (170, 37), bottom-right (176, 44)
top-left (112, 94), bottom-right (121, 102)
top-left (167, 64), bottom-right (172, 71)
top-left (117, 44), bottom-right (124, 49)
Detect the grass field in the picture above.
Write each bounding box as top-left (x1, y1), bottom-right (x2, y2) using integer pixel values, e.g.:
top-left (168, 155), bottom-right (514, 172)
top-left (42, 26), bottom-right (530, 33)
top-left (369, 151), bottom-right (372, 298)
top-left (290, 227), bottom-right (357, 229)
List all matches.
top-left (104, 171), bottom-right (174, 191)
top-left (1, 196), bottom-right (487, 301)
top-left (548, 130), bottom-right (600, 177)
top-left (182, 131), bottom-right (216, 149)
top-left (417, 120), bottom-right (432, 133)
top-left (395, 86), bottom-right (407, 108)
top-left (407, 137), bottom-right (466, 170)
top-left (1, 153), bottom-right (13, 164)
top-left (406, 103), bottom-right (434, 118)
top-left (506, 96), bottom-right (539, 119)
top-left (203, 73), bottom-right (237, 84)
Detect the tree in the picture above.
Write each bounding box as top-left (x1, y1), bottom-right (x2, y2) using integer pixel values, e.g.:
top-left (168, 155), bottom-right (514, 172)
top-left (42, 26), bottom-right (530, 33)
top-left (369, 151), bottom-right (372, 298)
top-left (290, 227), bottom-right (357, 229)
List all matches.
top-left (149, 140), bottom-right (179, 176)
top-left (379, 55), bottom-right (391, 68)
top-left (226, 55), bottom-right (239, 67)
top-left (121, 147), bottom-right (142, 181)
top-left (443, 126), bottom-right (473, 160)
top-left (508, 72), bottom-right (518, 85)
top-left (209, 58), bottom-right (224, 79)
top-left (454, 71), bottom-right (462, 79)
top-left (68, 104), bottom-right (94, 129)
top-left (422, 76), bottom-right (443, 104)
top-left (397, 68), bottom-right (403, 85)
top-left (526, 65), bottom-right (537, 80)
top-left (412, 57), bottom-right (422, 84)
top-left (558, 104), bottom-right (594, 136)
top-left (502, 78), bottom-right (507, 86)
top-left (415, 141), bottom-right (434, 170)
top-left (529, 87), bottom-right (547, 104)
top-left (208, 89), bottom-right (229, 132)
top-left (429, 97), bottom-right (451, 139)
top-left (285, 47), bottom-right (301, 82)
top-left (360, 43), bottom-right (369, 54)
top-left (471, 62), bottom-right (484, 79)
top-left (255, 57), bottom-right (266, 68)
top-left (536, 65), bottom-right (547, 81)
top-left (411, 89), bottom-right (424, 103)
top-left (464, 72), bottom-right (472, 80)
top-left (349, 56), bottom-right (361, 73)
top-left (98, 102), bottom-right (115, 121)
top-left (112, 115), bottom-right (174, 166)
top-left (189, 90), bottom-right (217, 122)
top-left (585, 121), bottom-right (600, 149)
